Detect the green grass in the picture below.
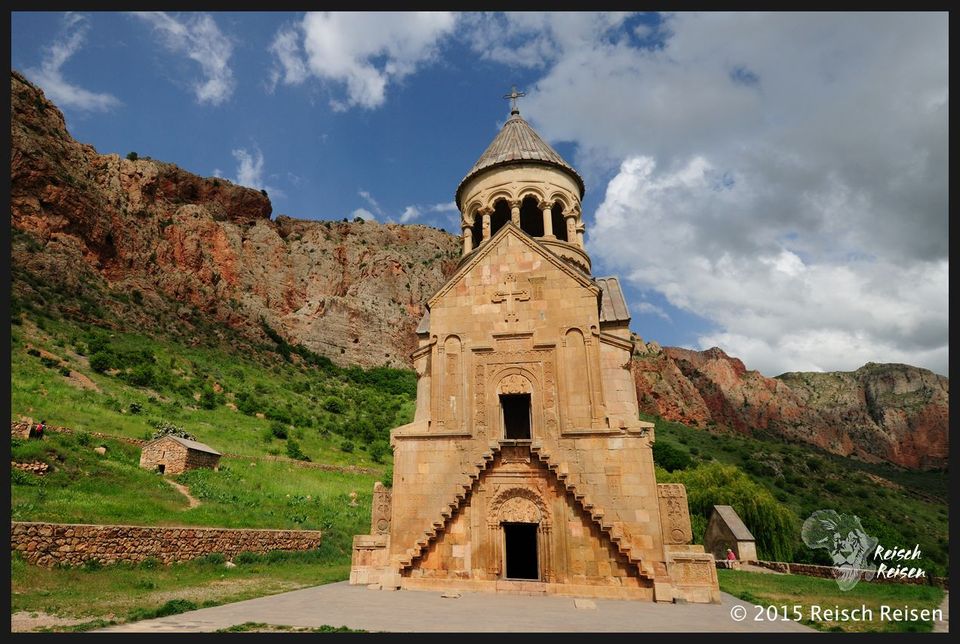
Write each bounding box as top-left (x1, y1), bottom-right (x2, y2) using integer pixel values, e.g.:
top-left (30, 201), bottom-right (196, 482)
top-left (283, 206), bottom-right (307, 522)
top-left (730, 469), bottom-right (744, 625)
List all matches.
top-left (718, 569), bottom-right (945, 633)
top-left (11, 431), bottom-right (376, 535)
top-left (644, 413), bottom-right (949, 576)
top-left (11, 550), bottom-right (350, 631)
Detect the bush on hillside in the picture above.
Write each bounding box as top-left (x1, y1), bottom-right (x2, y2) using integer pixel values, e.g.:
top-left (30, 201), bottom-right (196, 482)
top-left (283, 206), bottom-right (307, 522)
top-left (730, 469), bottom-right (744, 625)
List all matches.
top-left (652, 440), bottom-right (692, 472)
top-left (151, 420), bottom-right (196, 441)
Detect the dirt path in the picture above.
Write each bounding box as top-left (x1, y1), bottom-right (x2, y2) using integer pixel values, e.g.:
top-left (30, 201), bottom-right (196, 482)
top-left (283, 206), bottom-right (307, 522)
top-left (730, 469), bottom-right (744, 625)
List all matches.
top-left (11, 611), bottom-right (106, 632)
top-left (164, 479), bottom-right (201, 509)
top-left (934, 591), bottom-right (948, 633)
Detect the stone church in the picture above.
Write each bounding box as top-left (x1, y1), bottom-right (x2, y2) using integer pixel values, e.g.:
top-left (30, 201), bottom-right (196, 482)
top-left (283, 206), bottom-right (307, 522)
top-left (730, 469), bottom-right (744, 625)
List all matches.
top-left (351, 94), bottom-right (720, 603)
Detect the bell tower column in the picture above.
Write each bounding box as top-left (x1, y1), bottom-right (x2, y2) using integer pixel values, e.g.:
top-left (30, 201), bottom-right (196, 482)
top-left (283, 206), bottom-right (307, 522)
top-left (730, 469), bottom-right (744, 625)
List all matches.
top-left (463, 224), bottom-right (473, 254)
top-left (541, 201), bottom-right (554, 238)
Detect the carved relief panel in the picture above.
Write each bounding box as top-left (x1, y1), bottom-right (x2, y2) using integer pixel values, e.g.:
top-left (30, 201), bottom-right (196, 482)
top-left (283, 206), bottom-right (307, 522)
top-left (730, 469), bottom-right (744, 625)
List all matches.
top-left (657, 483), bottom-right (693, 545)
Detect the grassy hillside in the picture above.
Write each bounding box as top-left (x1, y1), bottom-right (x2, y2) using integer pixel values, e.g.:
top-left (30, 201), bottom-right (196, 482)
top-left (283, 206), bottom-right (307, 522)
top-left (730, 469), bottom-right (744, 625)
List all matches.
top-left (11, 310), bottom-right (413, 467)
top-left (645, 413), bottom-right (949, 576)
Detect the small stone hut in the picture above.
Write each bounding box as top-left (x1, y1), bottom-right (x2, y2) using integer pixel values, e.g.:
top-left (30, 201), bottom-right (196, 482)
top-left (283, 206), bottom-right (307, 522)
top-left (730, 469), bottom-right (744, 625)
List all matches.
top-left (139, 435), bottom-right (221, 475)
top-left (704, 505), bottom-right (758, 562)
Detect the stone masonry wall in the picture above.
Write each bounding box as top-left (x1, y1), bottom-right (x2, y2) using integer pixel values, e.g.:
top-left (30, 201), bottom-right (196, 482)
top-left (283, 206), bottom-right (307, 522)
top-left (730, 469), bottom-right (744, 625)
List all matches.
top-left (11, 522), bottom-right (322, 568)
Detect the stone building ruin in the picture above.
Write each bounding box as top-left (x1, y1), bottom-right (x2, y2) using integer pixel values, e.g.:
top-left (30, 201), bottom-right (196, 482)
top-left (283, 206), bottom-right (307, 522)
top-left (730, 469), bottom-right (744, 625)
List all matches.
top-left (139, 435), bottom-right (221, 475)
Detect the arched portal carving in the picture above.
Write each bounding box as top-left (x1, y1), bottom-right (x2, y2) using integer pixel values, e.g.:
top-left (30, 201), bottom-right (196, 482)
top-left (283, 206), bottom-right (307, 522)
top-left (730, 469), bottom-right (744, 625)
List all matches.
top-left (489, 486), bottom-right (550, 528)
top-left (497, 373), bottom-right (532, 395)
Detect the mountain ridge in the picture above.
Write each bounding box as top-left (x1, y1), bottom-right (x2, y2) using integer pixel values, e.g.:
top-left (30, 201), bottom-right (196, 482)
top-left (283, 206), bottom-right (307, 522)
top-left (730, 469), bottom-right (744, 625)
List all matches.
top-left (9, 69), bottom-right (948, 470)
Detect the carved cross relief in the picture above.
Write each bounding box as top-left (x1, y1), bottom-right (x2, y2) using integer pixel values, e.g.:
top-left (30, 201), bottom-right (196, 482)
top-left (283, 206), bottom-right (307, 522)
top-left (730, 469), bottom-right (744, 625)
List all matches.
top-left (492, 273), bottom-right (530, 323)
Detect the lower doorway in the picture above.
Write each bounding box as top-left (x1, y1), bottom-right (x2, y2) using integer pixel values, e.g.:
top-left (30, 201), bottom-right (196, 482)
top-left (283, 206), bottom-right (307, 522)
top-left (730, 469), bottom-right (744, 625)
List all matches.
top-left (503, 522), bottom-right (539, 580)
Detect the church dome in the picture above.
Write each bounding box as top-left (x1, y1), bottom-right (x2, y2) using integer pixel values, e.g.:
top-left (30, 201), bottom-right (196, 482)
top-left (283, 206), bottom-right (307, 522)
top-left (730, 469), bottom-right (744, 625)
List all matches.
top-left (455, 110), bottom-right (585, 209)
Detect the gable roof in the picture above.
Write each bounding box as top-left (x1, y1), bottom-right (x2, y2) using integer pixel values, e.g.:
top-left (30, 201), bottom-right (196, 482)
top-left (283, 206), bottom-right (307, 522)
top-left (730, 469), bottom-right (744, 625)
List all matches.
top-left (151, 435), bottom-right (221, 456)
top-left (427, 222), bottom-right (598, 309)
top-left (455, 112), bottom-right (585, 207)
top-left (596, 277), bottom-right (630, 323)
top-left (712, 505), bottom-right (755, 541)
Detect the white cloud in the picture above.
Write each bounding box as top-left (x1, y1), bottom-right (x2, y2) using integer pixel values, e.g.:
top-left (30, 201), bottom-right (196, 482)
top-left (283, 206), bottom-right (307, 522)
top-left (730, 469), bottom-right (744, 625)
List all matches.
top-left (398, 206), bottom-right (421, 223)
top-left (267, 12), bottom-right (457, 110)
top-left (351, 208), bottom-right (377, 221)
top-left (25, 13), bottom-right (121, 112)
top-left (267, 25), bottom-right (308, 91)
top-left (495, 12), bottom-right (948, 376)
top-left (358, 190), bottom-right (385, 217)
top-left (462, 12), bottom-right (633, 69)
top-left (634, 301), bottom-right (671, 322)
top-left (133, 12), bottom-right (235, 105)
top-left (429, 201), bottom-right (458, 213)
top-left (228, 147), bottom-right (284, 198)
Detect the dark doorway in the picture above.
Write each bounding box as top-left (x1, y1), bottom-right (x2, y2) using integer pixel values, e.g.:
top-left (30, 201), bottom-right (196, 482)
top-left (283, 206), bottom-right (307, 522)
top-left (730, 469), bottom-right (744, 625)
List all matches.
top-left (157, 464), bottom-right (165, 474)
top-left (501, 393), bottom-right (531, 439)
top-left (504, 522), bottom-right (539, 580)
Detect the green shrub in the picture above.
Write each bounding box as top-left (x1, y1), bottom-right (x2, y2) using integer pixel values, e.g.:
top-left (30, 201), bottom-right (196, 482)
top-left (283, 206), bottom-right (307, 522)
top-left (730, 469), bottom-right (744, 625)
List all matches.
top-left (151, 420), bottom-right (195, 441)
top-left (58, 366), bottom-right (71, 376)
top-left (129, 402), bottom-right (142, 414)
top-left (286, 438), bottom-right (310, 461)
top-left (341, 440), bottom-right (355, 453)
top-left (270, 422), bottom-right (288, 440)
top-left (40, 356), bottom-right (59, 369)
top-left (89, 351), bottom-right (113, 373)
top-left (652, 441), bottom-right (692, 472)
top-left (322, 396), bottom-right (345, 414)
top-left (369, 440), bottom-right (389, 464)
top-left (126, 151), bottom-right (139, 161)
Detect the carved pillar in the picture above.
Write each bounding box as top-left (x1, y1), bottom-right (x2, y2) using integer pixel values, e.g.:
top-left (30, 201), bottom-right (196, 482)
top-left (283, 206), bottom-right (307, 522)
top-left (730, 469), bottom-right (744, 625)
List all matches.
top-left (541, 201), bottom-right (554, 238)
top-left (462, 224), bottom-right (473, 255)
top-left (481, 208), bottom-right (492, 243)
top-left (565, 213), bottom-right (577, 242)
top-left (431, 339), bottom-right (443, 428)
top-left (509, 200), bottom-right (521, 226)
top-left (576, 223), bottom-right (585, 248)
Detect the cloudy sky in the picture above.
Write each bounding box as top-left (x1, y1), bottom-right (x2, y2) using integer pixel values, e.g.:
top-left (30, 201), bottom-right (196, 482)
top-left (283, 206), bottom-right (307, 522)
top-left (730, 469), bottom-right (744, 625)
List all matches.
top-left (11, 12), bottom-right (948, 377)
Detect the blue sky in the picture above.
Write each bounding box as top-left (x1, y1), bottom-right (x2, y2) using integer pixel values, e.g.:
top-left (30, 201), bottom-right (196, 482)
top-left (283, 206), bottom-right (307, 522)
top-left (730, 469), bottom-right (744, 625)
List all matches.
top-left (10, 12), bottom-right (948, 377)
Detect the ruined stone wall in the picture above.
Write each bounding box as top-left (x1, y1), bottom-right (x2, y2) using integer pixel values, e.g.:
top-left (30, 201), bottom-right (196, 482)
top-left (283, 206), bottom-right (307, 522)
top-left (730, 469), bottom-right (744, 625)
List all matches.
top-left (745, 560), bottom-right (948, 589)
top-left (11, 522), bottom-right (322, 567)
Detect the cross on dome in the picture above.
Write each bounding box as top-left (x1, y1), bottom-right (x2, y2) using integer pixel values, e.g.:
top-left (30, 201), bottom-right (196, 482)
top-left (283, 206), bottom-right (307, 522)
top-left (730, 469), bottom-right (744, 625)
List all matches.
top-left (503, 85), bottom-right (526, 115)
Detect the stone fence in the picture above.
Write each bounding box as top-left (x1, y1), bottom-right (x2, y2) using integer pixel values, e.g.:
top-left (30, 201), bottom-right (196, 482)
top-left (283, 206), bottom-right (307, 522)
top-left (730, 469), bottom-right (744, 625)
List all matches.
top-left (717, 559), bottom-right (948, 589)
top-left (11, 521), bottom-right (323, 568)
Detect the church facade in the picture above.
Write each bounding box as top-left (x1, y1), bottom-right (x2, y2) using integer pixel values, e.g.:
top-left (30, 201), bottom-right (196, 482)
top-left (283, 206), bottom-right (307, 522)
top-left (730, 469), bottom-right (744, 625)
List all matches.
top-left (351, 99), bottom-right (720, 603)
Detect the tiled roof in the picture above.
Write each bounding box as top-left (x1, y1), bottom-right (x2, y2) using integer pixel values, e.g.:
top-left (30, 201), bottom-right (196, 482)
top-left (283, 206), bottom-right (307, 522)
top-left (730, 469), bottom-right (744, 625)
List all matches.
top-left (597, 276), bottom-right (631, 323)
top-left (456, 112), bottom-right (585, 205)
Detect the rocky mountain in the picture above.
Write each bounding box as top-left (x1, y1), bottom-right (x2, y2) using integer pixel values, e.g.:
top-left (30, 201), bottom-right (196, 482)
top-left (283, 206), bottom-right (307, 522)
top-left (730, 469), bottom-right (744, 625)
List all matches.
top-left (10, 70), bottom-right (460, 368)
top-left (632, 341), bottom-right (948, 470)
top-left (10, 70), bottom-right (947, 470)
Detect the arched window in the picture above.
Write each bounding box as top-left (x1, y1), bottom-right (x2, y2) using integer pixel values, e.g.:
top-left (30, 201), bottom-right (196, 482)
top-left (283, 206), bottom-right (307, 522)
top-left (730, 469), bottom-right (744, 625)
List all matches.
top-left (470, 216), bottom-right (483, 249)
top-left (490, 199), bottom-right (511, 237)
top-left (551, 203), bottom-right (567, 242)
top-left (519, 196), bottom-right (544, 237)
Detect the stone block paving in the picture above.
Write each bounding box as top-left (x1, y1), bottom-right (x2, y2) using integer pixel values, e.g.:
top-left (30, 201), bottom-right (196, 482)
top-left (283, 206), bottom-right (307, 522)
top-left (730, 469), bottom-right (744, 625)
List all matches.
top-left (95, 582), bottom-right (812, 632)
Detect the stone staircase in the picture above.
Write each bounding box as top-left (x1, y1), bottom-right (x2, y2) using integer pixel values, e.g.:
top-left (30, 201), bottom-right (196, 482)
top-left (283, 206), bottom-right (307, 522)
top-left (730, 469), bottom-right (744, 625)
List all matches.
top-left (397, 440), bottom-right (502, 570)
top-left (396, 437), bottom-right (656, 585)
top-left (528, 439), bottom-right (656, 583)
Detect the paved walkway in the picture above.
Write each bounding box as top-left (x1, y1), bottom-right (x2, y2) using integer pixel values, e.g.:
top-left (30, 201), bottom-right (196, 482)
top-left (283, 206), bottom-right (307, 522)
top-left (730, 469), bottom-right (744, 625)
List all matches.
top-left (95, 582), bottom-right (812, 632)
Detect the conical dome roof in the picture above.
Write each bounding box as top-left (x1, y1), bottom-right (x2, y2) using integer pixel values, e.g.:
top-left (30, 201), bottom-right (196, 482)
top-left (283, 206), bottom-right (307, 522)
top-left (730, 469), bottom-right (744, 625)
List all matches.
top-left (456, 111), bottom-right (585, 207)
